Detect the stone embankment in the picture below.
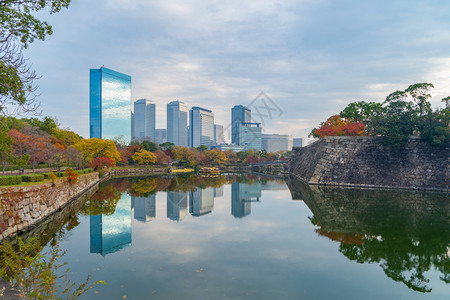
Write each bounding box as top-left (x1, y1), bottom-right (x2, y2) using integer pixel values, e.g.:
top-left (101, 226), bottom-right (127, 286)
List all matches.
top-left (0, 172), bottom-right (100, 241)
top-left (288, 136), bottom-right (449, 191)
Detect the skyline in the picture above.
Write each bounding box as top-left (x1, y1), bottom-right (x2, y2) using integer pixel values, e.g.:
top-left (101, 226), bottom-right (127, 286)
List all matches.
top-left (21, 0), bottom-right (450, 142)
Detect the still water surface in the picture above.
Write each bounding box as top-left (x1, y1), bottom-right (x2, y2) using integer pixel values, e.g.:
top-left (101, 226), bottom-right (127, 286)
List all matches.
top-left (35, 175), bottom-right (449, 299)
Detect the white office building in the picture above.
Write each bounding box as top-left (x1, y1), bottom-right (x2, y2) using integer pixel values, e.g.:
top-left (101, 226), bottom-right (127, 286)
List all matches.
top-left (132, 99), bottom-right (155, 141)
top-left (214, 124), bottom-right (226, 145)
top-left (167, 101), bottom-right (188, 147)
top-left (189, 107), bottom-right (214, 148)
top-left (261, 134), bottom-right (293, 152)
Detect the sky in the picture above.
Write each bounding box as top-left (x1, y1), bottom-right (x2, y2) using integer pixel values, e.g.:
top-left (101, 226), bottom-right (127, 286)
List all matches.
top-left (22, 0), bottom-right (450, 142)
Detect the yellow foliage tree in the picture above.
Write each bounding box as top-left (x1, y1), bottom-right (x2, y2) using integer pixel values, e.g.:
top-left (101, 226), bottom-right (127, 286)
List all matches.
top-left (172, 146), bottom-right (199, 167)
top-left (132, 149), bottom-right (156, 166)
top-left (203, 149), bottom-right (228, 166)
top-left (73, 138), bottom-right (121, 165)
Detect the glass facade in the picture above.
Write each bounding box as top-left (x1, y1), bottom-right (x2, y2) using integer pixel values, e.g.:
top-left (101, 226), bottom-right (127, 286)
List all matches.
top-left (261, 134), bottom-right (293, 152)
top-left (231, 105), bottom-right (251, 145)
top-left (90, 194), bottom-right (132, 256)
top-left (133, 99), bottom-right (156, 141)
top-left (189, 187), bottom-right (214, 216)
top-left (238, 122), bottom-right (262, 151)
top-left (189, 106), bottom-right (214, 148)
top-left (90, 67), bottom-right (132, 141)
top-left (167, 101), bottom-right (188, 147)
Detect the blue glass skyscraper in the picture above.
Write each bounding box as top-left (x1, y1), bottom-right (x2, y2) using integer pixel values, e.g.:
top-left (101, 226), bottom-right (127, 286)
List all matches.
top-left (90, 67), bottom-right (132, 141)
top-left (231, 105), bottom-right (251, 145)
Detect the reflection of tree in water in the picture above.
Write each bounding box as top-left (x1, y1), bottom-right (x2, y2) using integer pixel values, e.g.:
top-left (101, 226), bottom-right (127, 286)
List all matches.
top-left (288, 176), bottom-right (449, 294)
top-left (311, 215), bottom-right (449, 293)
top-left (80, 183), bottom-right (122, 216)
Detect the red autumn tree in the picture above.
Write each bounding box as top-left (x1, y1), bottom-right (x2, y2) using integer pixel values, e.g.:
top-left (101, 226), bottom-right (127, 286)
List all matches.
top-left (313, 115), bottom-right (366, 138)
top-left (89, 157), bottom-right (115, 170)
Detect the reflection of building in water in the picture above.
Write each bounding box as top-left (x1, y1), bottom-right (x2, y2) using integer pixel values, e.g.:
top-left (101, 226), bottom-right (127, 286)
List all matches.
top-left (131, 195), bottom-right (156, 223)
top-left (214, 186), bottom-right (223, 198)
top-left (231, 182), bottom-right (262, 218)
top-left (90, 195), bottom-right (132, 256)
top-left (261, 180), bottom-right (287, 191)
top-left (167, 191), bottom-right (188, 221)
top-left (190, 187), bottom-right (214, 216)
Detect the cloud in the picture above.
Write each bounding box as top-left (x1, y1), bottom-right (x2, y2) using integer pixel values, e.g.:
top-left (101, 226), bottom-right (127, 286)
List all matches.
top-left (20, 0), bottom-right (450, 140)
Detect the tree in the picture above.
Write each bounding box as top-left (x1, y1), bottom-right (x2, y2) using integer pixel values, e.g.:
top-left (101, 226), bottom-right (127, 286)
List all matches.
top-left (132, 149), bottom-right (156, 167)
top-left (0, 0), bottom-right (72, 116)
top-left (159, 142), bottom-right (174, 151)
top-left (74, 138), bottom-right (121, 165)
top-left (196, 145), bottom-right (208, 152)
top-left (311, 115), bottom-right (366, 138)
top-left (153, 149), bottom-right (172, 165)
top-left (172, 146), bottom-right (199, 167)
top-left (405, 83), bottom-right (434, 116)
top-left (201, 149), bottom-right (227, 166)
top-left (8, 128), bottom-right (59, 168)
top-left (89, 157), bottom-right (114, 170)
top-left (10, 153), bottom-right (29, 175)
top-left (0, 121), bottom-right (13, 174)
top-left (140, 140), bottom-right (158, 152)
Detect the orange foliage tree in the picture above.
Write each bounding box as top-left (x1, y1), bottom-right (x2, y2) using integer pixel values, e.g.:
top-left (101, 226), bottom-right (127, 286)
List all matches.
top-left (311, 115), bottom-right (366, 138)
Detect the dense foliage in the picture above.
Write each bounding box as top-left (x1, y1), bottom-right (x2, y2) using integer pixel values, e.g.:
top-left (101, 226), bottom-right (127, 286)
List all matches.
top-left (310, 83), bottom-right (449, 146)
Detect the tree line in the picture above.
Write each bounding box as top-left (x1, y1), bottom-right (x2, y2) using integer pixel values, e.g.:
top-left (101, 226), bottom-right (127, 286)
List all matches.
top-left (310, 83), bottom-right (449, 146)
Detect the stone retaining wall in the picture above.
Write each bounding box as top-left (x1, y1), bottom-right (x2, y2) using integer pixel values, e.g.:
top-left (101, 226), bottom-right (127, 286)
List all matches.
top-left (0, 172), bottom-right (99, 241)
top-left (289, 136), bottom-right (449, 191)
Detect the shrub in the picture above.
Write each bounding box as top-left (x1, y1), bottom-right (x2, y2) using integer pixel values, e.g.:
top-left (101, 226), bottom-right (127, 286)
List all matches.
top-left (49, 173), bottom-right (57, 186)
top-left (21, 174), bottom-right (45, 182)
top-left (0, 176), bottom-right (22, 186)
top-left (65, 168), bottom-right (78, 184)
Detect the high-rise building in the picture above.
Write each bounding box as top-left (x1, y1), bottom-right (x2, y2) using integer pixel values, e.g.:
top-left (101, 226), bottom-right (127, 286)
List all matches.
top-left (132, 195), bottom-right (156, 223)
top-left (238, 122), bottom-right (262, 150)
top-left (231, 182), bottom-right (262, 218)
top-left (261, 134), bottom-right (293, 152)
top-left (167, 191), bottom-right (188, 221)
top-left (90, 194), bottom-right (132, 256)
top-left (155, 129), bottom-right (167, 145)
top-left (189, 107), bottom-right (214, 148)
top-left (132, 99), bottom-right (155, 142)
top-left (90, 67), bottom-right (131, 141)
top-left (231, 105), bottom-right (251, 145)
top-left (214, 124), bottom-right (226, 145)
top-left (189, 187), bottom-right (214, 216)
top-left (293, 138), bottom-right (303, 148)
top-left (167, 101), bottom-right (188, 147)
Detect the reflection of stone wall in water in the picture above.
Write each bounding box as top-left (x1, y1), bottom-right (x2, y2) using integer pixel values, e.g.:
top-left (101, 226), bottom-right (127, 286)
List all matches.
top-left (286, 177), bottom-right (450, 292)
top-left (289, 136), bottom-right (449, 191)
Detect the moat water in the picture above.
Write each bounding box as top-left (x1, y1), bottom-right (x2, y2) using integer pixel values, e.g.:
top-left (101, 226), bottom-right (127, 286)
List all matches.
top-left (27, 175), bottom-right (450, 299)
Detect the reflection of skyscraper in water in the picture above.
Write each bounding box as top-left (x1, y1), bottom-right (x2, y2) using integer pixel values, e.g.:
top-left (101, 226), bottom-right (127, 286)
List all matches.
top-left (167, 191), bottom-right (188, 221)
top-left (214, 186), bottom-right (223, 198)
top-left (132, 195), bottom-right (156, 223)
top-left (231, 182), bottom-right (262, 218)
top-left (189, 187), bottom-right (214, 216)
top-left (90, 195), bottom-right (132, 256)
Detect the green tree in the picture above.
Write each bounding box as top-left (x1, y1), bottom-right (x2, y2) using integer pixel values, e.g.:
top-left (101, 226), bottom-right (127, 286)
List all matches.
top-left (141, 140), bottom-right (158, 152)
top-left (159, 142), bottom-right (174, 151)
top-left (196, 145), bottom-right (208, 152)
top-left (405, 83), bottom-right (434, 116)
top-left (0, 121), bottom-right (13, 174)
top-left (0, 0), bottom-right (72, 116)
